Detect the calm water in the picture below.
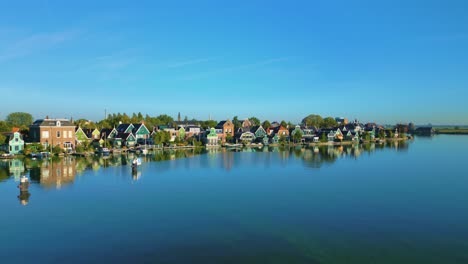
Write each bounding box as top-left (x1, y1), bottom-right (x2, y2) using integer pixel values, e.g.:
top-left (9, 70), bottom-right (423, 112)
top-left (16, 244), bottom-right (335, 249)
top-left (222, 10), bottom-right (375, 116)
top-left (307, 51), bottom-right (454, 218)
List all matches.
top-left (1, 135), bottom-right (468, 264)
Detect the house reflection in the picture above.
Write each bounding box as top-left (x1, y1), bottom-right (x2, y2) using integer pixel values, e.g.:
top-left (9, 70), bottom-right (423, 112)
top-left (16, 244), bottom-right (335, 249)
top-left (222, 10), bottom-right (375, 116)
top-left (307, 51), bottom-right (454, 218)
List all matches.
top-left (8, 159), bottom-right (25, 182)
top-left (30, 157), bottom-right (77, 189)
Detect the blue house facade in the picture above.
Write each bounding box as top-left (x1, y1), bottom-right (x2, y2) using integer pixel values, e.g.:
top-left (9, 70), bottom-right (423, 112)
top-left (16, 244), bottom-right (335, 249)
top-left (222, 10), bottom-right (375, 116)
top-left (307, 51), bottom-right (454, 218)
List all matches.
top-left (8, 132), bottom-right (25, 154)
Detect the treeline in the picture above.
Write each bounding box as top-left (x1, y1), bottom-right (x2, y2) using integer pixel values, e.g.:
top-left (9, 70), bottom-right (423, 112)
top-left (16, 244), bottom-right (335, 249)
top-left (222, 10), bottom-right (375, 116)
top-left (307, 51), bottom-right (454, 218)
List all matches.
top-left (75, 113), bottom-right (297, 131)
top-left (0, 111), bottom-right (338, 138)
top-left (301, 114), bottom-right (338, 128)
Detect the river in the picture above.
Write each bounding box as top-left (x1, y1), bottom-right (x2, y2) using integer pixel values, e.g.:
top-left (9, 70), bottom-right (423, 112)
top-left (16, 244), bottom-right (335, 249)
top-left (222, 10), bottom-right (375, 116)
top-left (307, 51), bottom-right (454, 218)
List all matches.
top-left (0, 135), bottom-right (467, 263)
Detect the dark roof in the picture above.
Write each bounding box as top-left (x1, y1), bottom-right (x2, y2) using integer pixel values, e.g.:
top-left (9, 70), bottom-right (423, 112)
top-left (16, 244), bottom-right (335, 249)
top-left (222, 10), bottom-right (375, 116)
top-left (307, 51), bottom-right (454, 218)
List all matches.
top-left (100, 128), bottom-right (115, 138)
top-left (81, 128), bottom-right (95, 138)
top-left (31, 119), bottom-right (74, 127)
top-left (215, 121), bottom-right (227, 129)
top-left (174, 121), bottom-right (200, 127)
top-left (270, 122), bottom-right (280, 128)
top-left (117, 124), bottom-right (133, 133)
top-left (415, 127), bottom-right (433, 132)
top-left (250, 125), bottom-right (262, 133)
top-left (116, 132), bottom-right (133, 139)
top-left (271, 125), bottom-right (287, 134)
top-left (133, 123), bottom-right (149, 133)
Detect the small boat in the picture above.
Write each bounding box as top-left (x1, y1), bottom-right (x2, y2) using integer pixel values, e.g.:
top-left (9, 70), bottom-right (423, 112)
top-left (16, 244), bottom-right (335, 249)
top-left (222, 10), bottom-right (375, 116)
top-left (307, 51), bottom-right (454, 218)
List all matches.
top-left (225, 143), bottom-right (243, 148)
top-left (131, 158), bottom-right (142, 169)
top-left (96, 148), bottom-right (110, 156)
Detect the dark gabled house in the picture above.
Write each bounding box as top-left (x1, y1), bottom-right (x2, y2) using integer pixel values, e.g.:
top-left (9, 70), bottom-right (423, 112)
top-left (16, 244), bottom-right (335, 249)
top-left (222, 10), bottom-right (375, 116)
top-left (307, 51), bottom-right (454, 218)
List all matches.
top-left (116, 123), bottom-right (150, 142)
top-left (414, 126), bottom-right (434, 135)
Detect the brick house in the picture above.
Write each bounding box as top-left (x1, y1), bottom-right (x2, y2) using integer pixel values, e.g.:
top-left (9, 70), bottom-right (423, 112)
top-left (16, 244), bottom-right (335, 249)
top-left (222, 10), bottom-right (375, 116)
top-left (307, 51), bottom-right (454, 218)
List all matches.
top-left (29, 118), bottom-right (76, 152)
top-left (215, 119), bottom-right (235, 143)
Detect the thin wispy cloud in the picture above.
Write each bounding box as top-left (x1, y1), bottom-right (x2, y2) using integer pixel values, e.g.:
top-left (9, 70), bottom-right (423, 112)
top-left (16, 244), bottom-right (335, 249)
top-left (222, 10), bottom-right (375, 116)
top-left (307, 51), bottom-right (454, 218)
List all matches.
top-left (182, 56), bottom-right (294, 80)
top-left (0, 30), bottom-right (78, 62)
top-left (167, 57), bottom-right (218, 68)
top-left (70, 49), bottom-right (141, 81)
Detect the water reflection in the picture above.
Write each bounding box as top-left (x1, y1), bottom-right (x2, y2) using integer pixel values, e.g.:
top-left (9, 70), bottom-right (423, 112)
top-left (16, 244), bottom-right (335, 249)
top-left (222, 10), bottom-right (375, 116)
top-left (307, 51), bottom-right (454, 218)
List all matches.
top-left (0, 141), bottom-right (411, 189)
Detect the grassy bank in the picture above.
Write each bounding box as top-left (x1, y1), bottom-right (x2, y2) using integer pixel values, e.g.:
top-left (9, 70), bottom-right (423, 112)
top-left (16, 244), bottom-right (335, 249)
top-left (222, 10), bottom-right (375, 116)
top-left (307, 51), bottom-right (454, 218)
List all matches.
top-left (434, 128), bottom-right (468, 135)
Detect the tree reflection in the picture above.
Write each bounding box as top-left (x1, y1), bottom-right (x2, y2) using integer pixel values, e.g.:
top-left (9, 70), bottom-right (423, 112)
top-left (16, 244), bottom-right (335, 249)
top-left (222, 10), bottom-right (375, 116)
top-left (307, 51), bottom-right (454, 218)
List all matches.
top-left (0, 142), bottom-right (412, 189)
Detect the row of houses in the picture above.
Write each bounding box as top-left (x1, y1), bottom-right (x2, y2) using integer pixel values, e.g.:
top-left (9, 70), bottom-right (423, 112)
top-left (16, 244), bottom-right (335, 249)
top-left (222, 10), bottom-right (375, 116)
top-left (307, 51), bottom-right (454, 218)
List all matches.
top-left (1, 117), bottom-right (430, 154)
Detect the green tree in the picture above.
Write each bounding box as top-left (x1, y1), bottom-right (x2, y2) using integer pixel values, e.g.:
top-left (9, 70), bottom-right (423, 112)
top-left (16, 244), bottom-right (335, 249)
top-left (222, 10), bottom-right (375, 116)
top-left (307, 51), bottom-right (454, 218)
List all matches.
top-left (156, 114), bottom-right (174, 125)
top-left (279, 134), bottom-right (287, 145)
top-left (378, 129), bottom-right (386, 139)
top-left (0, 121), bottom-right (12, 133)
top-left (23, 143), bottom-right (44, 155)
top-left (121, 113), bottom-right (131, 123)
top-left (262, 120), bottom-right (271, 129)
top-left (248, 117), bottom-right (259, 126)
top-left (364, 132), bottom-right (371, 141)
top-left (321, 117), bottom-right (338, 129)
top-left (201, 120), bottom-right (218, 129)
top-left (320, 133), bottom-right (327, 142)
top-left (232, 116), bottom-right (241, 130)
top-left (0, 134), bottom-right (6, 145)
top-left (152, 131), bottom-right (171, 145)
top-left (6, 112), bottom-right (33, 127)
top-left (280, 120), bottom-right (288, 127)
top-left (302, 114), bottom-right (323, 128)
top-left (75, 145), bottom-right (85, 153)
top-left (226, 133), bottom-right (233, 143)
top-left (293, 129), bottom-right (303, 143)
top-left (131, 113), bottom-right (138, 123)
top-left (52, 145), bottom-right (63, 155)
top-left (178, 128), bottom-right (186, 140)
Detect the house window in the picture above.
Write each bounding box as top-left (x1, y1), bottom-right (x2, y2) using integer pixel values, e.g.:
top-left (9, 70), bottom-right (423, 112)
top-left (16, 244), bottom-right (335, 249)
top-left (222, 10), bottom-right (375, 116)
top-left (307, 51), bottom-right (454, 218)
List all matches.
top-left (63, 131), bottom-right (67, 138)
top-left (69, 131), bottom-right (73, 138)
top-left (15, 138), bottom-right (18, 142)
top-left (57, 131), bottom-right (61, 138)
top-left (42, 131), bottom-right (49, 138)
top-left (15, 146), bottom-right (19, 151)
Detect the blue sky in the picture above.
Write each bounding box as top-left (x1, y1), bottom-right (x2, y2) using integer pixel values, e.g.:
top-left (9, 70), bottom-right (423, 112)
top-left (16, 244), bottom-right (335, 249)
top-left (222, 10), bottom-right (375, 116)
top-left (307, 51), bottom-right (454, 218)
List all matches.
top-left (1, 0), bottom-right (467, 125)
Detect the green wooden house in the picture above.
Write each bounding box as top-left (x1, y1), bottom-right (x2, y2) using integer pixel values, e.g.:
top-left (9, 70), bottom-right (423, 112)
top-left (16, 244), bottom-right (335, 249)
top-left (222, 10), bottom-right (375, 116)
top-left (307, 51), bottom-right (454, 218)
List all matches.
top-left (251, 126), bottom-right (267, 138)
top-left (91, 128), bottom-right (100, 140)
top-left (117, 123), bottom-right (135, 134)
top-left (75, 127), bottom-right (89, 145)
top-left (123, 133), bottom-right (136, 147)
top-left (7, 132), bottom-right (25, 154)
top-left (206, 127), bottom-right (219, 146)
top-left (271, 134), bottom-right (279, 144)
top-left (133, 123), bottom-right (150, 140)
